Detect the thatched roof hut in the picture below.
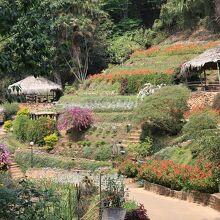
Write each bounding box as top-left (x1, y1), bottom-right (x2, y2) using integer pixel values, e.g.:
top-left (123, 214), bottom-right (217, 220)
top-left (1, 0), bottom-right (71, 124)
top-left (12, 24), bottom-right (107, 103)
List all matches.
top-left (180, 45), bottom-right (220, 78)
top-left (8, 76), bottom-right (62, 95)
top-left (8, 76), bottom-right (63, 102)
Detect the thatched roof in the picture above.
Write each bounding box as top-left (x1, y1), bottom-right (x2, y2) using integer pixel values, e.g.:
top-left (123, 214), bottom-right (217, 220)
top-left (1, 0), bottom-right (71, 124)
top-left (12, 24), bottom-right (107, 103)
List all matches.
top-left (180, 45), bottom-right (220, 77)
top-left (8, 76), bottom-right (62, 95)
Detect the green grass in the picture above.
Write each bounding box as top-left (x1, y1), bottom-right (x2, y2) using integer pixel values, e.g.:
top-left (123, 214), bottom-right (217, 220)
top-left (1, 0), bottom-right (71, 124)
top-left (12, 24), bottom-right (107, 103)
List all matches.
top-left (107, 54), bottom-right (196, 73)
top-left (94, 112), bottom-right (133, 123)
top-left (155, 146), bottom-right (193, 165)
top-left (15, 150), bottom-right (111, 172)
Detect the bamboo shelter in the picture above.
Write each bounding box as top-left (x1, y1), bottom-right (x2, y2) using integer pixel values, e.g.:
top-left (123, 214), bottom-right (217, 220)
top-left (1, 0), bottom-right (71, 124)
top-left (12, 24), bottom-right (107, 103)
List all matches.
top-left (8, 76), bottom-right (63, 103)
top-left (180, 45), bottom-right (220, 91)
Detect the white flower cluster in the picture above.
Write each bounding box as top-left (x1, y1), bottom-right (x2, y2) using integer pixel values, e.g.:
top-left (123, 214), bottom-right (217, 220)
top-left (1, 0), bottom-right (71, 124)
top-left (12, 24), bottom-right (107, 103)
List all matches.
top-left (64, 101), bottom-right (137, 112)
top-left (137, 83), bottom-right (166, 100)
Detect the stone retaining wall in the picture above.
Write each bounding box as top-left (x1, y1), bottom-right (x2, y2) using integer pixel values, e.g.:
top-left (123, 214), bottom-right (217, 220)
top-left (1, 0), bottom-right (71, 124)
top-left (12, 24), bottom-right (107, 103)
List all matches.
top-left (144, 181), bottom-right (220, 212)
top-left (187, 91), bottom-right (219, 110)
top-left (19, 103), bottom-right (55, 112)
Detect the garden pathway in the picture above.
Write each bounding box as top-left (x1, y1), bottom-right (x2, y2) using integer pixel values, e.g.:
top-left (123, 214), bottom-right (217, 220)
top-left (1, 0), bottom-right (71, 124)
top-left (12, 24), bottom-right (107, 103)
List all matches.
top-left (0, 125), bottom-right (6, 136)
top-left (127, 183), bottom-right (220, 220)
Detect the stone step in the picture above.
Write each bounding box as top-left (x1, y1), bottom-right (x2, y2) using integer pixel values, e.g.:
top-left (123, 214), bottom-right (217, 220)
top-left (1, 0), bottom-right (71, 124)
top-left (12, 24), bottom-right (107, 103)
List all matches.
top-left (10, 162), bottom-right (18, 166)
top-left (129, 136), bottom-right (140, 140)
top-left (127, 140), bottom-right (140, 144)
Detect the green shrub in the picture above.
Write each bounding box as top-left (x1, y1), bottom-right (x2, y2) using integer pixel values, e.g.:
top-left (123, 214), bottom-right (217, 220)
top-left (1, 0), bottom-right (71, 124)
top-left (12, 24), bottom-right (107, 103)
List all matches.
top-left (44, 133), bottom-right (59, 151)
top-left (182, 111), bottom-right (218, 138)
top-left (4, 120), bottom-right (13, 132)
top-left (135, 85), bottom-right (190, 134)
top-left (108, 33), bottom-right (142, 64)
top-left (122, 72), bottom-right (173, 94)
top-left (83, 146), bottom-right (93, 159)
top-left (3, 102), bottom-right (19, 119)
top-left (17, 107), bottom-right (30, 116)
top-left (13, 115), bottom-right (30, 141)
top-left (118, 160), bottom-right (138, 178)
top-left (192, 132), bottom-right (220, 165)
top-left (94, 145), bottom-right (112, 161)
top-left (129, 137), bottom-right (152, 159)
top-left (14, 116), bottom-right (57, 145)
top-left (122, 200), bottom-right (139, 211)
top-left (27, 117), bottom-right (57, 146)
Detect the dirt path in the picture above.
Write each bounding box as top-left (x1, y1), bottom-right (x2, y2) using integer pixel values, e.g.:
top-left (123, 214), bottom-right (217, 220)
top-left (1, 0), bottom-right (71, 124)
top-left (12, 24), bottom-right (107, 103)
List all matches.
top-left (0, 125), bottom-right (6, 136)
top-left (127, 183), bottom-right (220, 220)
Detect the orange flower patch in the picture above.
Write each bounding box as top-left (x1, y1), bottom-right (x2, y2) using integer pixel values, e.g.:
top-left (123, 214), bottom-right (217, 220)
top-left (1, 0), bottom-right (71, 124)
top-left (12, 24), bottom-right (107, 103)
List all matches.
top-left (131, 46), bottom-right (160, 58)
top-left (130, 41), bottom-right (220, 58)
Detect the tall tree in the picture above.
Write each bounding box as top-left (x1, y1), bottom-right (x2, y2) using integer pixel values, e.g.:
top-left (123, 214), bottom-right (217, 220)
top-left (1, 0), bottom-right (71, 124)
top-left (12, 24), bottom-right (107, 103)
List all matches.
top-left (0, 0), bottom-right (109, 84)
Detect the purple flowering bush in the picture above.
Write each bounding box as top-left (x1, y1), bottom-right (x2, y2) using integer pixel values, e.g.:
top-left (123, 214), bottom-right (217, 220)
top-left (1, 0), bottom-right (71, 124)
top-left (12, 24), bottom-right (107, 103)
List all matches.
top-left (0, 144), bottom-right (10, 170)
top-left (58, 107), bottom-right (93, 131)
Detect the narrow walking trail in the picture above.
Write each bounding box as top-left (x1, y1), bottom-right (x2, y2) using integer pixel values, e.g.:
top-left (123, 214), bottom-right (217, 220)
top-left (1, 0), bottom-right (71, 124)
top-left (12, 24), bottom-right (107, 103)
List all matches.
top-left (127, 183), bottom-right (220, 220)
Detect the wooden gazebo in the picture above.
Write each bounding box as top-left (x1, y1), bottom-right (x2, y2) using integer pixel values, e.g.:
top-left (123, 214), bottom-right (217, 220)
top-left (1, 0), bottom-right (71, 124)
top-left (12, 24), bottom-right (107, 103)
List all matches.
top-left (8, 76), bottom-right (63, 102)
top-left (180, 45), bottom-right (220, 91)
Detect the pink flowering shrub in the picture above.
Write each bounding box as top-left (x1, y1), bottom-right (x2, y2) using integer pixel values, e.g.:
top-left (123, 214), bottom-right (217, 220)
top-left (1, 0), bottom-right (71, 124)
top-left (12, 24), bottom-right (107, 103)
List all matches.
top-left (0, 144), bottom-right (10, 170)
top-left (58, 107), bottom-right (93, 131)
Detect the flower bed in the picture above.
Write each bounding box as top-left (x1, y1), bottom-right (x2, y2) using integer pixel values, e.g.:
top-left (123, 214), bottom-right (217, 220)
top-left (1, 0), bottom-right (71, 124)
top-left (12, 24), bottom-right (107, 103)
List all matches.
top-left (119, 159), bottom-right (219, 194)
top-left (130, 41), bottom-right (220, 58)
top-left (138, 160), bottom-right (219, 193)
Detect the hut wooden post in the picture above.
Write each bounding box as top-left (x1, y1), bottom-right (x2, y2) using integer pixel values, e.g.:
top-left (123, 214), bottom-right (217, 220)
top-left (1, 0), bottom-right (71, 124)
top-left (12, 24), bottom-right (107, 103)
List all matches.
top-left (204, 70), bottom-right (207, 89)
top-left (217, 62), bottom-right (220, 87)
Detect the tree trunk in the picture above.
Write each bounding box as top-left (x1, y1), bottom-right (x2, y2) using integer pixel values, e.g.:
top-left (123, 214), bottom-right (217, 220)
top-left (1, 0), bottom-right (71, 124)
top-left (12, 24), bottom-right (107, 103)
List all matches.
top-left (216, 0), bottom-right (220, 25)
top-left (54, 72), bottom-right (62, 86)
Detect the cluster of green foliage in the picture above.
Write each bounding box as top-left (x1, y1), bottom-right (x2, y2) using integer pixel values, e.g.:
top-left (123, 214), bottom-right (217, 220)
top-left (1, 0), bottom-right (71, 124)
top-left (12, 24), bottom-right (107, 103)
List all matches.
top-left (182, 111), bottom-right (218, 138)
top-left (181, 111), bottom-right (220, 165)
top-left (0, 0), bottom-right (110, 85)
top-left (16, 107), bottom-right (29, 116)
top-left (129, 137), bottom-right (152, 159)
top-left (13, 115), bottom-right (57, 145)
top-left (3, 120), bottom-right (13, 132)
top-left (135, 85), bottom-right (190, 134)
top-left (2, 102), bottom-right (19, 119)
top-left (158, 0), bottom-right (217, 31)
top-left (44, 133), bottom-right (59, 152)
top-left (155, 146), bottom-right (193, 165)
